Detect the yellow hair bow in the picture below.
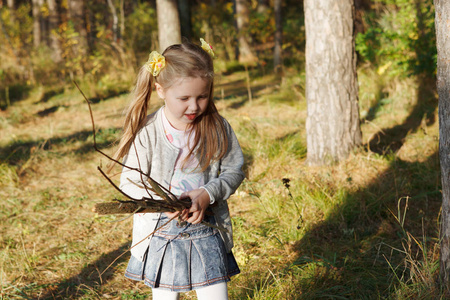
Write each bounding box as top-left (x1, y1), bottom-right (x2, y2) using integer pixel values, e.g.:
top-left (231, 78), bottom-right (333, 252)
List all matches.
top-left (145, 51), bottom-right (166, 76)
top-left (200, 38), bottom-right (215, 58)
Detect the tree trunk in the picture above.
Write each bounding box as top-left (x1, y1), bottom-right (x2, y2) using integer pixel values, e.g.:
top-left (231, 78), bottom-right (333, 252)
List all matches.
top-left (32, 0), bottom-right (44, 48)
top-left (119, 0), bottom-right (125, 47)
top-left (436, 0), bottom-right (450, 288)
top-left (47, 0), bottom-right (62, 62)
top-left (156, 0), bottom-right (181, 52)
top-left (6, 0), bottom-right (14, 9)
top-left (6, 0), bottom-right (15, 24)
top-left (257, 0), bottom-right (269, 14)
top-left (234, 0), bottom-right (257, 64)
top-left (68, 0), bottom-right (88, 56)
top-left (304, 0), bottom-right (361, 165)
top-left (107, 0), bottom-right (119, 43)
top-left (273, 0), bottom-right (282, 74)
top-left (178, 0), bottom-right (192, 40)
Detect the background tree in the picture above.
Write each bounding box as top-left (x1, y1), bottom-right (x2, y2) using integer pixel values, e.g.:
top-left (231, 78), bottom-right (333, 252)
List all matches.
top-left (178, 0), bottom-right (192, 40)
top-left (234, 0), bottom-right (257, 64)
top-left (257, 0), bottom-right (269, 14)
top-left (107, 0), bottom-right (120, 44)
top-left (273, 0), bottom-right (282, 74)
top-left (156, 0), bottom-right (181, 52)
top-left (6, 0), bottom-right (15, 24)
top-left (436, 0), bottom-right (450, 287)
top-left (47, 0), bottom-right (62, 63)
top-left (32, 0), bottom-right (44, 48)
top-left (304, 0), bottom-right (361, 165)
top-left (68, 0), bottom-right (88, 56)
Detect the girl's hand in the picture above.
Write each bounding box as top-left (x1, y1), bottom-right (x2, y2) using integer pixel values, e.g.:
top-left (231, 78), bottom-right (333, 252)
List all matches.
top-left (164, 210), bottom-right (183, 220)
top-left (180, 188), bottom-right (210, 224)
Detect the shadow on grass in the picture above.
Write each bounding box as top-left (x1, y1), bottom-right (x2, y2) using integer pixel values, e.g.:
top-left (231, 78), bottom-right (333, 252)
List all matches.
top-left (35, 87), bottom-right (66, 103)
top-left (38, 242), bottom-right (130, 299)
top-left (215, 78), bottom-right (281, 109)
top-left (0, 127), bottom-right (120, 167)
top-left (232, 148), bottom-right (440, 299)
top-left (88, 90), bottom-right (130, 104)
top-left (0, 84), bottom-right (32, 110)
top-left (367, 75), bottom-right (437, 154)
top-left (289, 151), bottom-right (441, 299)
top-left (36, 105), bottom-right (70, 117)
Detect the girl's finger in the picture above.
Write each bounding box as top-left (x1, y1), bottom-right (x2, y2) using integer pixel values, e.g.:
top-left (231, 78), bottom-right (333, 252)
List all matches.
top-left (188, 210), bottom-right (205, 224)
top-left (179, 209), bottom-right (186, 220)
top-left (189, 202), bottom-right (199, 213)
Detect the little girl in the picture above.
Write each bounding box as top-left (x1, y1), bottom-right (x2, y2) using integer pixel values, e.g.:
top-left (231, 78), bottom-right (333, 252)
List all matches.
top-left (113, 39), bottom-right (245, 300)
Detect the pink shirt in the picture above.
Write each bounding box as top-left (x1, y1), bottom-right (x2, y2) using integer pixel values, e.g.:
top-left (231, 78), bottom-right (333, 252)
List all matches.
top-left (162, 109), bottom-right (204, 196)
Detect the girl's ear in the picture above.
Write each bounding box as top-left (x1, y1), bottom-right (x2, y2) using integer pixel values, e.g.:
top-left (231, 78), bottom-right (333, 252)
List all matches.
top-left (155, 83), bottom-right (165, 99)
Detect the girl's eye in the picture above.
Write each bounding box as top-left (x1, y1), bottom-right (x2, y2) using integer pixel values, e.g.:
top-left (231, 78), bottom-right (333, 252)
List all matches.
top-left (179, 97), bottom-right (189, 101)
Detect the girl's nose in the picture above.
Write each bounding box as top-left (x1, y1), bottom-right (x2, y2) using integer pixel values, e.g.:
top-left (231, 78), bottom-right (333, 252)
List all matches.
top-left (189, 99), bottom-right (199, 111)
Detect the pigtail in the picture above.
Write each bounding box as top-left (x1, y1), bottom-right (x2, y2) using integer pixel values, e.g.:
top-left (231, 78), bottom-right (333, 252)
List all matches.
top-left (107, 66), bottom-right (153, 173)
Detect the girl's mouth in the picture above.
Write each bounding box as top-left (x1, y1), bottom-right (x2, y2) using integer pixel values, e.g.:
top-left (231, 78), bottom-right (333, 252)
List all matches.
top-left (185, 114), bottom-right (197, 120)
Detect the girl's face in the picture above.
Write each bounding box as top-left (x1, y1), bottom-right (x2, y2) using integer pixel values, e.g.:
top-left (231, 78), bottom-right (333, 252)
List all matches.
top-left (156, 77), bottom-right (210, 131)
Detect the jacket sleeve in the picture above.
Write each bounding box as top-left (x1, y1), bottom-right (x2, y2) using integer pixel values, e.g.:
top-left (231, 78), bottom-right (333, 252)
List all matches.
top-left (119, 128), bottom-right (155, 200)
top-left (202, 119), bottom-right (245, 204)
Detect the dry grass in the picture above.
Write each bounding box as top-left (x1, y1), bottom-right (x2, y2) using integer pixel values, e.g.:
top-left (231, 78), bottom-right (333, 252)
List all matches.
top-left (0, 65), bottom-right (442, 299)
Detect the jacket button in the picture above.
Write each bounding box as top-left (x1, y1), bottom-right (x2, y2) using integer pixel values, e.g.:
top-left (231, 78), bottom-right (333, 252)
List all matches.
top-left (180, 232), bottom-right (190, 239)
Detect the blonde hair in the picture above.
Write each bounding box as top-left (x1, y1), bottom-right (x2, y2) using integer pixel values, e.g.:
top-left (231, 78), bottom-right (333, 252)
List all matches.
top-left (110, 41), bottom-right (228, 173)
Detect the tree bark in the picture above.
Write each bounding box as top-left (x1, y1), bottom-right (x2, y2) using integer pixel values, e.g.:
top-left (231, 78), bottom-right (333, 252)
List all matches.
top-left (436, 0), bottom-right (450, 288)
top-left (6, 0), bottom-right (14, 9)
top-left (32, 0), bottom-right (44, 48)
top-left (47, 0), bottom-right (62, 62)
top-left (234, 0), bottom-right (257, 64)
top-left (107, 0), bottom-right (119, 43)
top-left (273, 0), bottom-right (282, 74)
top-left (119, 0), bottom-right (125, 47)
top-left (156, 0), bottom-right (181, 52)
top-left (257, 0), bottom-right (269, 14)
top-left (68, 0), bottom-right (88, 56)
top-left (6, 0), bottom-right (15, 24)
top-left (94, 202), bottom-right (179, 215)
top-left (304, 0), bottom-right (361, 165)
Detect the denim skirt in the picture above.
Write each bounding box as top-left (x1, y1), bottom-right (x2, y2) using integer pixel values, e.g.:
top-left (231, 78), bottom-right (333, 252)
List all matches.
top-left (124, 214), bottom-right (240, 292)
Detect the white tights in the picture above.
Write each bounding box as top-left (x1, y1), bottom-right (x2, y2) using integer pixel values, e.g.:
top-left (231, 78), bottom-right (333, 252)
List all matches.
top-left (151, 282), bottom-right (228, 300)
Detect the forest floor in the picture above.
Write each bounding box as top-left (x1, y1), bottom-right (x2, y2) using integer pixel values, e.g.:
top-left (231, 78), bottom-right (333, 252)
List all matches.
top-left (0, 66), bottom-right (443, 299)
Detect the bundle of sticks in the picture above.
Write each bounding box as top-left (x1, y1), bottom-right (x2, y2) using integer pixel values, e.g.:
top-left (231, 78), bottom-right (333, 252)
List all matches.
top-left (92, 176), bottom-right (192, 215)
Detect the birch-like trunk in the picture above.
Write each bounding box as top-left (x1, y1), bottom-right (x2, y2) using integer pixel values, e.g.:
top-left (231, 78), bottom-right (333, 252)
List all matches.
top-left (304, 0), bottom-right (361, 165)
top-left (32, 0), bottom-right (44, 47)
top-left (47, 0), bottom-right (62, 62)
top-left (273, 0), bottom-right (282, 74)
top-left (68, 0), bottom-right (88, 56)
top-left (436, 0), bottom-right (450, 286)
top-left (235, 0), bottom-right (257, 64)
top-left (156, 0), bottom-right (181, 52)
top-left (7, 0), bottom-right (15, 24)
top-left (107, 0), bottom-right (119, 43)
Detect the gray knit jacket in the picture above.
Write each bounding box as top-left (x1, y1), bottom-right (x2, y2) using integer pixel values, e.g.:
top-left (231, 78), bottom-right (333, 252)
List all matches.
top-left (119, 107), bottom-right (245, 261)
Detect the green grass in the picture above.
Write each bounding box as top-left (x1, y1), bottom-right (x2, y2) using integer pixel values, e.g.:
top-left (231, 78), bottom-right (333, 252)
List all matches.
top-left (0, 65), bottom-right (444, 299)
